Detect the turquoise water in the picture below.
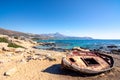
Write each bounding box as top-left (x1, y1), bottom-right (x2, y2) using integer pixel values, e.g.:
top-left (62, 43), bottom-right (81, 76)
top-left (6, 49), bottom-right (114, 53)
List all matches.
top-left (37, 39), bottom-right (120, 50)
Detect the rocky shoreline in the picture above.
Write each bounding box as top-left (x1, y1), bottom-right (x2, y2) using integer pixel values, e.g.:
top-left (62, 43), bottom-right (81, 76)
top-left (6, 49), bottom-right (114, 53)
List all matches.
top-left (37, 42), bottom-right (120, 55)
top-left (0, 34), bottom-right (120, 80)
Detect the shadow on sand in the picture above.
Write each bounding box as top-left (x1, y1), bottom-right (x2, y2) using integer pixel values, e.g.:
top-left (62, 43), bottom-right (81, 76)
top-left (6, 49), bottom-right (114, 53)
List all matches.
top-left (42, 64), bottom-right (99, 77)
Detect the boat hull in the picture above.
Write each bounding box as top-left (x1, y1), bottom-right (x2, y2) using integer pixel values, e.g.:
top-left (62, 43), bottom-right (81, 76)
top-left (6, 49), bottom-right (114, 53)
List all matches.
top-left (61, 51), bottom-right (114, 74)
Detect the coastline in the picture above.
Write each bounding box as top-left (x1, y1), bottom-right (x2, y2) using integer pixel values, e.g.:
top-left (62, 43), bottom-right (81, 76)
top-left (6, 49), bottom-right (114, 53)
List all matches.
top-left (0, 35), bottom-right (120, 80)
top-left (37, 40), bottom-right (120, 56)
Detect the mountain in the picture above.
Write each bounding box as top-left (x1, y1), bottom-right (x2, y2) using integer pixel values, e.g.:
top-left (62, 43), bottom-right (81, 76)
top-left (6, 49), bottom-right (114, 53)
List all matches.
top-left (39, 32), bottom-right (93, 40)
top-left (40, 32), bottom-right (66, 38)
top-left (0, 28), bottom-right (30, 37)
top-left (0, 28), bottom-right (93, 40)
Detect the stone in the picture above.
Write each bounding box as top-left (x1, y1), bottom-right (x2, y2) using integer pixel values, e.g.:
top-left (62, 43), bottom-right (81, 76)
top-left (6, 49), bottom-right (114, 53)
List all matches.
top-left (45, 54), bottom-right (56, 61)
top-left (15, 48), bottom-right (25, 53)
top-left (99, 73), bottom-right (105, 77)
top-left (111, 49), bottom-right (120, 55)
top-left (2, 46), bottom-right (9, 51)
top-left (20, 58), bottom-right (27, 63)
top-left (32, 55), bottom-right (40, 60)
top-left (9, 47), bottom-right (15, 52)
top-left (107, 45), bottom-right (118, 48)
top-left (73, 47), bottom-right (90, 52)
top-left (26, 56), bottom-right (32, 61)
top-left (5, 53), bottom-right (12, 57)
top-left (26, 54), bottom-right (43, 61)
top-left (29, 40), bottom-right (37, 44)
top-left (48, 47), bottom-right (66, 52)
top-left (42, 42), bottom-right (56, 47)
top-left (0, 43), bottom-right (8, 50)
top-left (25, 48), bottom-right (34, 54)
top-left (4, 67), bottom-right (17, 76)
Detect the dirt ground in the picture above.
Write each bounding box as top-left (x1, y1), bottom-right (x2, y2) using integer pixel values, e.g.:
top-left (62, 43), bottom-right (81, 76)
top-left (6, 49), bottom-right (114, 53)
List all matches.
top-left (0, 52), bottom-right (120, 80)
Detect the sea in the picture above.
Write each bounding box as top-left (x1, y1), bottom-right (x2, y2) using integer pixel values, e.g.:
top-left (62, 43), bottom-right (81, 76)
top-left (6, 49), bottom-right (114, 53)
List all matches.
top-left (36, 39), bottom-right (120, 51)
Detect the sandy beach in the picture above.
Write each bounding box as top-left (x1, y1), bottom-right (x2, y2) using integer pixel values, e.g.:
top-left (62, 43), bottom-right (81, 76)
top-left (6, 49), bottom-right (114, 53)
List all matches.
top-left (0, 35), bottom-right (120, 80)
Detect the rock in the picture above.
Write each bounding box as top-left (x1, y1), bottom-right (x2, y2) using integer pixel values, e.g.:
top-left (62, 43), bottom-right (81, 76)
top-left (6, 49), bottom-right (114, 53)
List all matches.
top-left (99, 47), bottom-right (104, 49)
top-left (0, 43), bottom-right (8, 47)
top-left (26, 56), bottom-right (32, 61)
top-left (31, 55), bottom-right (41, 60)
top-left (0, 43), bottom-right (8, 51)
top-left (99, 73), bottom-right (105, 77)
top-left (4, 67), bottom-right (17, 76)
top-left (42, 42), bottom-right (56, 47)
top-left (2, 46), bottom-right (9, 51)
top-left (107, 45), bottom-right (118, 48)
top-left (48, 47), bottom-right (66, 52)
top-left (111, 49), bottom-right (120, 55)
top-left (15, 48), bottom-right (25, 53)
top-left (9, 47), bottom-right (15, 52)
top-left (32, 46), bottom-right (38, 49)
top-left (73, 47), bottom-right (90, 52)
top-left (38, 42), bottom-right (44, 45)
top-left (5, 52), bottom-right (13, 57)
top-left (29, 40), bottom-right (37, 44)
top-left (25, 48), bottom-right (35, 54)
top-left (20, 58), bottom-right (27, 63)
top-left (26, 54), bottom-right (43, 61)
top-left (44, 54), bottom-right (56, 61)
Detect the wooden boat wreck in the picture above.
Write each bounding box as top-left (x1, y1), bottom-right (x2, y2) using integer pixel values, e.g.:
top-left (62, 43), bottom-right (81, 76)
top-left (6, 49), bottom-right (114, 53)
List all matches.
top-left (61, 49), bottom-right (114, 74)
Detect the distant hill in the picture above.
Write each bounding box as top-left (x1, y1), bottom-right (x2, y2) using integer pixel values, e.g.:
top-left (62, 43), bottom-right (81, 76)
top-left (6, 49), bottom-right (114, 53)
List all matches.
top-left (40, 32), bottom-right (92, 40)
top-left (0, 28), bottom-right (31, 37)
top-left (0, 28), bottom-right (93, 40)
top-left (40, 32), bottom-right (66, 38)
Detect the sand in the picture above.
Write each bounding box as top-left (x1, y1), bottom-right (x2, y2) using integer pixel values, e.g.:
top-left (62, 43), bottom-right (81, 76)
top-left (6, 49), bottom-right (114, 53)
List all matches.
top-left (0, 49), bottom-right (120, 80)
top-left (0, 36), bottom-right (120, 80)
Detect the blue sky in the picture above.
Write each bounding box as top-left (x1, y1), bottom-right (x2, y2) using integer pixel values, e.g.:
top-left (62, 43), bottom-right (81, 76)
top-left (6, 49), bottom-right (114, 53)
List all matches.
top-left (0, 0), bottom-right (120, 39)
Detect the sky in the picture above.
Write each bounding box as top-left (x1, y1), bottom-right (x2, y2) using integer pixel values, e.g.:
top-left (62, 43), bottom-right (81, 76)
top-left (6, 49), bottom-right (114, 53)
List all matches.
top-left (0, 0), bottom-right (120, 39)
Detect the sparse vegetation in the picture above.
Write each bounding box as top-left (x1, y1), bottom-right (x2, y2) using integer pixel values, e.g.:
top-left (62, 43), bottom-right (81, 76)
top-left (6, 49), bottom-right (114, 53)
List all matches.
top-left (14, 36), bottom-right (19, 39)
top-left (0, 37), bottom-right (24, 48)
top-left (0, 37), bottom-right (9, 43)
top-left (8, 43), bottom-right (24, 48)
top-left (32, 38), bottom-right (40, 41)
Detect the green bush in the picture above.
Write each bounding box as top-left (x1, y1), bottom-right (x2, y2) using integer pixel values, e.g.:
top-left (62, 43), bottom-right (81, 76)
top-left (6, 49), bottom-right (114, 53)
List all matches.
top-left (32, 38), bottom-right (39, 41)
top-left (8, 43), bottom-right (24, 48)
top-left (14, 36), bottom-right (19, 39)
top-left (0, 37), bottom-right (9, 43)
top-left (0, 37), bottom-right (24, 48)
